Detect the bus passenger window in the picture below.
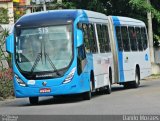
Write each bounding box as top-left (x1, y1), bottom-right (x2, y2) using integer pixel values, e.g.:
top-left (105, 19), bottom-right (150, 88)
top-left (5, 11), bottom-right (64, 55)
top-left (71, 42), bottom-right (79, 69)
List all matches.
top-left (97, 24), bottom-right (110, 53)
top-left (97, 24), bottom-right (104, 53)
top-left (135, 27), bottom-right (143, 51)
top-left (88, 24), bottom-right (98, 53)
top-left (81, 23), bottom-right (98, 54)
top-left (103, 25), bottom-right (111, 52)
top-left (141, 27), bottom-right (148, 50)
top-left (128, 27), bottom-right (138, 51)
top-left (115, 26), bottom-right (123, 51)
top-left (82, 24), bottom-right (90, 53)
top-left (121, 26), bottom-right (130, 51)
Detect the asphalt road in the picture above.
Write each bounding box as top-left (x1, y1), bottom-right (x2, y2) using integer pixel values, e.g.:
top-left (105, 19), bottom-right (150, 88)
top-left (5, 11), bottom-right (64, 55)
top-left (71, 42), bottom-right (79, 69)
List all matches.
top-left (0, 78), bottom-right (160, 115)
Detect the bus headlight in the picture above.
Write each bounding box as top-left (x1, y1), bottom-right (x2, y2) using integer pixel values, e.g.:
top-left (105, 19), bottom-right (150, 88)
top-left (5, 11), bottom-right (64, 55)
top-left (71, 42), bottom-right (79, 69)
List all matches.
top-left (63, 67), bottom-right (76, 84)
top-left (15, 75), bottom-right (27, 87)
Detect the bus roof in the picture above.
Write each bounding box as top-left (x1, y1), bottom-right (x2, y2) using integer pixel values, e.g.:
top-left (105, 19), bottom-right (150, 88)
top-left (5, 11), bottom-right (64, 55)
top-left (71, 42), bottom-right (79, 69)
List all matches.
top-left (15, 9), bottom-right (107, 28)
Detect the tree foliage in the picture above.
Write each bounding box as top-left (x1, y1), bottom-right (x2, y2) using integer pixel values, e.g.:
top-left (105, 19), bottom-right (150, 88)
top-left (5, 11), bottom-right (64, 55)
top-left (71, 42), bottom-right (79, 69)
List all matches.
top-left (129, 0), bottom-right (160, 45)
top-left (62, 0), bottom-right (160, 46)
top-left (0, 7), bottom-right (9, 24)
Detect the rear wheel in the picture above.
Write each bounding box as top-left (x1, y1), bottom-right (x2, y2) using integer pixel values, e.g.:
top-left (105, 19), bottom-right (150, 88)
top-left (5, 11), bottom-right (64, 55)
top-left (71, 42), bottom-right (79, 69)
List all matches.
top-left (123, 82), bottom-right (132, 89)
top-left (104, 70), bottom-right (112, 94)
top-left (29, 97), bottom-right (38, 105)
top-left (123, 69), bottom-right (140, 88)
top-left (105, 79), bottom-right (111, 94)
top-left (132, 69), bottom-right (140, 88)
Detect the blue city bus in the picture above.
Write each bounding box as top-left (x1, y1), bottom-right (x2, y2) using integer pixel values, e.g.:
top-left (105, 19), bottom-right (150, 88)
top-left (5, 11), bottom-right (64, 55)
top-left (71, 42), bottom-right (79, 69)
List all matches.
top-left (6, 9), bottom-right (151, 105)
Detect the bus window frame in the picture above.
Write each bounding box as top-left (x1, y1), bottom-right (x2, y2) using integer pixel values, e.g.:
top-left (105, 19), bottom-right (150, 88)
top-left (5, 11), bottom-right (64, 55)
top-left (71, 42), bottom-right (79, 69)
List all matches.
top-left (14, 23), bottom-right (75, 79)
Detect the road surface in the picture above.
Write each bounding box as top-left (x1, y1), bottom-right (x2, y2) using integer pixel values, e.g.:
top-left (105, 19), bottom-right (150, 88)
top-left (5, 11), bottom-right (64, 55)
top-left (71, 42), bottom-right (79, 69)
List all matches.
top-left (0, 78), bottom-right (160, 115)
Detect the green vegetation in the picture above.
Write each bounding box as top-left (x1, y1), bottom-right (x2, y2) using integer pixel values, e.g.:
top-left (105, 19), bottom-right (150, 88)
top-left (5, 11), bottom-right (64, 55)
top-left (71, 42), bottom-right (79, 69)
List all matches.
top-left (0, 68), bottom-right (14, 100)
top-left (0, 27), bottom-right (14, 100)
top-left (0, 7), bottom-right (9, 24)
top-left (62, 0), bottom-right (160, 47)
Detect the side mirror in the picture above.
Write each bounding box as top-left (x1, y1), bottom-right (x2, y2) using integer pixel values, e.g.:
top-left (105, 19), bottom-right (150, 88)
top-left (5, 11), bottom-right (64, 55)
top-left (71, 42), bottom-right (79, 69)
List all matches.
top-left (77, 29), bottom-right (83, 47)
top-left (6, 33), bottom-right (14, 54)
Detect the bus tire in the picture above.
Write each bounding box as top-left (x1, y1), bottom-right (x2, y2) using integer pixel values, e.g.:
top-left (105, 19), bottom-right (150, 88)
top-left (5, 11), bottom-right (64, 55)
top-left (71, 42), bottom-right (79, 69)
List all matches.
top-left (105, 79), bottom-right (111, 94)
top-left (83, 81), bottom-right (92, 100)
top-left (104, 71), bottom-right (112, 94)
top-left (29, 97), bottom-right (38, 105)
top-left (83, 91), bottom-right (91, 100)
top-left (132, 69), bottom-right (140, 88)
top-left (123, 82), bottom-right (131, 89)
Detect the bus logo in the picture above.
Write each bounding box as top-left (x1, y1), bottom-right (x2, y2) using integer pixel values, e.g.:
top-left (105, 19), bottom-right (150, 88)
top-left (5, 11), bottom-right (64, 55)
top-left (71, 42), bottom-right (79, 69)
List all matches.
top-left (42, 81), bottom-right (47, 86)
top-left (145, 54), bottom-right (148, 61)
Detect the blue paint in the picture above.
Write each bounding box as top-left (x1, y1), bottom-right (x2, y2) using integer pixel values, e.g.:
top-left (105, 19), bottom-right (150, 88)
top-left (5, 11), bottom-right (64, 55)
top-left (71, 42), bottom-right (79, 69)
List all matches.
top-left (10, 10), bottom-right (94, 98)
top-left (6, 33), bottom-right (14, 54)
top-left (112, 16), bottom-right (125, 82)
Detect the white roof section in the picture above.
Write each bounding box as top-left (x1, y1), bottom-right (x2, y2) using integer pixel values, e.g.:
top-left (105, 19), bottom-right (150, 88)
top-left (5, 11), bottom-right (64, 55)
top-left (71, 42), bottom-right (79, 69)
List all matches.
top-left (83, 10), bottom-right (108, 20)
top-left (110, 16), bottom-right (146, 26)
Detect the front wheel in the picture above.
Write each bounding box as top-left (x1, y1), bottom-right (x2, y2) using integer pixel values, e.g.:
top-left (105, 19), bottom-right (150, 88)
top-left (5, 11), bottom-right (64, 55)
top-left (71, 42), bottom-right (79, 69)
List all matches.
top-left (29, 97), bottom-right (39, 105)
top-left (83, 81), bottom-right (92, 100)
top-left (83, 91), bottom-right (91, 100)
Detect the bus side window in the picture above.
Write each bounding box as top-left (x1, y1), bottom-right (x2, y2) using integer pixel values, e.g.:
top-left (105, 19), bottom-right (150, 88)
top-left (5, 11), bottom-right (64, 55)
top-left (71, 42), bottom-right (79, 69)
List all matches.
top-left (115, 26), bottom-right (123, 51)
top-left (141, 27), bottom-right (148, 50)
top-left (135, 27), bottom-right (143, 51)
top-left (121, 26), bottom-right (130, 51)
top-left (97, 24), bottom-right (110, 53)
top-left (97, 24), bottom-right (104, 53)
top-left (88, 24), bottom-right (98, 53)
top-left (103, 25), bottom-right (111, 52)
top-left (77, 44), bottom-right (86, 75)
top-left (82, 23), bottom-right (90, 53)
top-left (128, 27), bottom-right (138, 51)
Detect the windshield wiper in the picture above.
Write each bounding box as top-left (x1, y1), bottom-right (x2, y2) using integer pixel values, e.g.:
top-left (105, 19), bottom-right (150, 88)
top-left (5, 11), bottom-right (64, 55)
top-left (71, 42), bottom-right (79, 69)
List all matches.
top-left (44, 52), bottom-right (61, 76)
top-left (31, 39), bottom-right (43, 73)
top-left (31, 53), bottom-right (42, 73)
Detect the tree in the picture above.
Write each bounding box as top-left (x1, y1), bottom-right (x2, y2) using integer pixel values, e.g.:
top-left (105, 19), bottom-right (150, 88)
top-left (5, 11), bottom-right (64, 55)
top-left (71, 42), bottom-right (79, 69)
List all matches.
top-left (0, 7), bottom-right (9, 24)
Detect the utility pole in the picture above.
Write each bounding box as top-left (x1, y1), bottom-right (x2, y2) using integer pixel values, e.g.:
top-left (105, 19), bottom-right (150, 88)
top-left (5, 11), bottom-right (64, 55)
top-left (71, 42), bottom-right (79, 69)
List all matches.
top-left (57, 0), bottom-right (62, 3)
top-left (43, 2), bottom-right (47, 11)
top-left (147, 0), bottom-right (154, 63)
top-left (57, 0), bottom-right (62, 9)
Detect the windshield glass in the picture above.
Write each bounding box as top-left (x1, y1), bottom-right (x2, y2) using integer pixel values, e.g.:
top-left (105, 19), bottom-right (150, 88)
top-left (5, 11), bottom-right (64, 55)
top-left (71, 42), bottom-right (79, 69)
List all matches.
top-left (15, 25), bottom-right (73, 73)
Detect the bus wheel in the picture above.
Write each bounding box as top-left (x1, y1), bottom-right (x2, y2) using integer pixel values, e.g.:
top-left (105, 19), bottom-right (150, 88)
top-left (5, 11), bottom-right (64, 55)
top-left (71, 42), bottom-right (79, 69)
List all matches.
top-left (123, 82), bottom-right (131, 89)
top-left (29, 97), bottom-right (39, 105)
top-left (132, 69), bottom-right (140, 88)
top-left (83, 81), bottom-right (92, 100)
top-left (105, 79), bottom-right (111, 94)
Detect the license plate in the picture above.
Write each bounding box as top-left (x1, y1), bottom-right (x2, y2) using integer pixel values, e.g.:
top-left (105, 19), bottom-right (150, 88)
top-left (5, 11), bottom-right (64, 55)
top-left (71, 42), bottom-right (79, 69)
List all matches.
top-left (40, 88), bottom-right (51, 93)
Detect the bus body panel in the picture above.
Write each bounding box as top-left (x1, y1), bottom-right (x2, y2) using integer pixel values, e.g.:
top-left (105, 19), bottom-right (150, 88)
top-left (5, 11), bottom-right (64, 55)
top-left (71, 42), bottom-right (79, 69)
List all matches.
top-left (111, 16), bottom-right (151, 83)
top-left (93, 53), bottom-right (113, 88)
top-left (8, 9), bottom-right (151, 100)
top-left (77, 16), bottom-right (113, 89)
top-left (12, 52), bottom-right (91, 97)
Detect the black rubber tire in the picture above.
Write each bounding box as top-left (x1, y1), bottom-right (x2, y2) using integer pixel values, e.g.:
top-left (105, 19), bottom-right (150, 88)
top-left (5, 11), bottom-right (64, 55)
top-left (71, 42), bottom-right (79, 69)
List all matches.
top-left (29, 97), bottom-right (39, 105)
top-left (83, 91), bottom-right (91, 100)
top-left (83, 81), bottom-right (92, 100)
top-left (132, 69), bottom-right (140, 88)
top-left (123, 82), bottom-right (131, 89)
top-left (105, 80), bottom-right (111, 94)
top-left (105, 70), bottom-right (112, 94)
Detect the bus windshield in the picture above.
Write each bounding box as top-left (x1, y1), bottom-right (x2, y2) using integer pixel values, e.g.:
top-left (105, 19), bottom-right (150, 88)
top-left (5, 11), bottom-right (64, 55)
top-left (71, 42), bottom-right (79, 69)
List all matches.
top-left (15, 25), bottom-right (73, 73)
